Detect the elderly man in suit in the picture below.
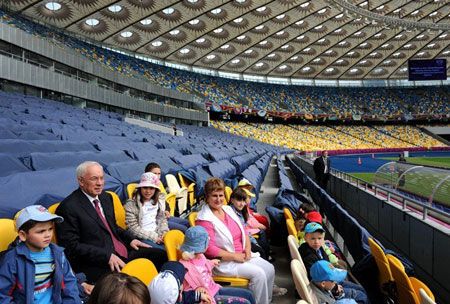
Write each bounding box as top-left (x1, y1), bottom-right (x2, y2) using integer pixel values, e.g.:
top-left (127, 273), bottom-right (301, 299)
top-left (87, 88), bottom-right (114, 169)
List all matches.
top-left (56, 161), bottom-right (167, 283)
top-left (313, 151), bottom-right (331, 189)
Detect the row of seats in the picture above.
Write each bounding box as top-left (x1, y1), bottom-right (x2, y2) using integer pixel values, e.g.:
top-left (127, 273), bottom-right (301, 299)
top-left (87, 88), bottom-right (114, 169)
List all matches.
top-left (212, 121), bottom-right (447, 152)
top-left (285, 157), bottom-right (438, 304)
top-left (0, 91), bottom-right (289, 218)
top-left (1, 10), bottom-right (449, 117)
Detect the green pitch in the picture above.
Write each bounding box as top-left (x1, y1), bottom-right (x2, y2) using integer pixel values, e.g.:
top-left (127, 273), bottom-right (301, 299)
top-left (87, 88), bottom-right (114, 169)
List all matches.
top-left (350, 170), bottom-right (450, 208)
top-left (381, 157), bottom-right (450, 169)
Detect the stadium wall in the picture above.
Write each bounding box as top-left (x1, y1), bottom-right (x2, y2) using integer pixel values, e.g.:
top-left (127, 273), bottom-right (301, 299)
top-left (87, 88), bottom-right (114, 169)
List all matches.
top-left (0, 55), bottom-right (207, 122)
top-left (0, 23), bottom-right (199, 104)
top-left (293, 156), bottom-right (450, 303)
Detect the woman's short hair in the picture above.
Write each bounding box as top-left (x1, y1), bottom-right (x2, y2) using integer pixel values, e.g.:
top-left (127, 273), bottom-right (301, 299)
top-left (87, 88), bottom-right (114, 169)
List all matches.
top-left (88, 272), bottom-right (150, 304)
top-left (204, 177), bottom-right (225, 197)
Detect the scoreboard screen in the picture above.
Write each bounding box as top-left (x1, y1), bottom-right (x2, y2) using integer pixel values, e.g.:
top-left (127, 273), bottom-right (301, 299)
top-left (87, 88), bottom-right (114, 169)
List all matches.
top-left (408, 59), bottom-right (447, 81)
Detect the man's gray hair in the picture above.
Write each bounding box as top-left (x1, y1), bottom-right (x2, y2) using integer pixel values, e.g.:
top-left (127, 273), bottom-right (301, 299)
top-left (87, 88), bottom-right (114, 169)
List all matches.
top-left (76, 161), bottom-right (103, 178)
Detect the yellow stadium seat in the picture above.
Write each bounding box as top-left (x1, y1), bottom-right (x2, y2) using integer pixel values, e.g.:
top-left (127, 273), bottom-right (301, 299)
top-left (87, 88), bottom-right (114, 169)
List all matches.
top-left (106, 191), bottom-right (126, 229)
top-left (283, 207), bottom-right (294, 221)
top-left (291, 259), bottom-right (317, 304)
top-left (387, 255), bottom-right (435, 304)
top-left (47, 202), bottom-right (60, 214)
top-left (188, 211), bottom-right (198, 227)
top-left (166, 174), bottom-right (188, 215)
top-left (163, 229), bottom-right (249, 287)
top-left (165, 192), bottom-right (177, 217)
top-left (164, 229), bottom-right (184, 261)
top-left (286, 218), bottom-right (298, 237)
top-left (47, 203), bottom-right (60, 243)
top-left (121, 258), bottom-right (158, 286)
top-left (224, 186), bottom-right (233, 204)
top-left (0, 219), bottom-right (17, 252)
top-left (368, 238), bottom-right (394, 295)
top-left (126, 183), bottom-right (137, 200)
top-left (419, 288), bottom-right (436, 304)
top-left (187, 183), bottom-right (196, 207)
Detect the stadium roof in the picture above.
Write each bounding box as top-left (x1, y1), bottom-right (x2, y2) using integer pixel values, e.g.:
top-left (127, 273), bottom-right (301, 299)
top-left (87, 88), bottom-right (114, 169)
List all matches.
top-left (7, 0), bottom-right (450, 80)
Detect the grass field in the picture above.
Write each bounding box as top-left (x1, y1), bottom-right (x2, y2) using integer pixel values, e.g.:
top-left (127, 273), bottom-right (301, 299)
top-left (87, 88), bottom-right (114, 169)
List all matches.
top-left (350, 171), bottom-right (450, 207)
top-left (382, 157), bottom-right (450, 169)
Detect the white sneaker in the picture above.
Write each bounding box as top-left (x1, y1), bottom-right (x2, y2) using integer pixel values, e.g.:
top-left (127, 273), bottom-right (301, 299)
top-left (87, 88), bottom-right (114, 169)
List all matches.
top-left (272, 284), bottom-right (288, 297)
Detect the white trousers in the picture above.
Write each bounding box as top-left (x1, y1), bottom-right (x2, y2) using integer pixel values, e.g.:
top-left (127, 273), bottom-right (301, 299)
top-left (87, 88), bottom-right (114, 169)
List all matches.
top-left (214, 257), bottom-right (275, 304)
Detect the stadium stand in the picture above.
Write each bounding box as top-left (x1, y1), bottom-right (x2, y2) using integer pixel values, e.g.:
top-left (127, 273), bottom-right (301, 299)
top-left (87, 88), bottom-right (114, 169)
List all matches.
top-left (0, 91), bottom-right (290, 219)
top-left (0, 10), bottom-right (449, 119)
top-left (212, 121), bottom-right (447, 152)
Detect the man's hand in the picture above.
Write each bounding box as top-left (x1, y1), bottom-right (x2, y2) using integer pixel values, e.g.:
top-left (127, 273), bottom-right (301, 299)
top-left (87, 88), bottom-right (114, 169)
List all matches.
top-left (108, 254), bottom-right (125, 272)
top-left (130, 239), bottom-right (151, 250)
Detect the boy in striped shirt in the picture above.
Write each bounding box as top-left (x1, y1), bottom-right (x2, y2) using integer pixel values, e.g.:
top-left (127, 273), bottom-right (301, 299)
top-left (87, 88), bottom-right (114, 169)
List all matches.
top-left (0, 205), bottom-right (81, 303)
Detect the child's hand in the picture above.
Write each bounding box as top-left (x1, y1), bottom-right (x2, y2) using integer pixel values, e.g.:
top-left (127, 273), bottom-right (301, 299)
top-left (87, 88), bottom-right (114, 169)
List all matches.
top-left (155, 236), bottom-right (164, 244)
top-left (258, 223), bottom-right (266, 230)
top-left (211, 259), bottom-right (221, 267)
top-left (200, 292), bottom-right (213, 304)
top-left (81, 282), bottom-right (94, 295)
top-left (165, 211), bottom-right (170, 218)
top-left (196, 287), bottom-right (207, 294)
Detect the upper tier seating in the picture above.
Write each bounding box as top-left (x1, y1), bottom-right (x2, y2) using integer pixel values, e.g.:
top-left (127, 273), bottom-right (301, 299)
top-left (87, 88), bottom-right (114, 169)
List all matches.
top-left (1, 10), bottom-right (448, 117)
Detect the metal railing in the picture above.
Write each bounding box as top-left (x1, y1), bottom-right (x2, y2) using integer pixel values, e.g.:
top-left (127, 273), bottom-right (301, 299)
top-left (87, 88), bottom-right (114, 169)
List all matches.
top-left (330, 167), bottom-right (450, 225)
top-left (297, 155), bottom-right (450, 225)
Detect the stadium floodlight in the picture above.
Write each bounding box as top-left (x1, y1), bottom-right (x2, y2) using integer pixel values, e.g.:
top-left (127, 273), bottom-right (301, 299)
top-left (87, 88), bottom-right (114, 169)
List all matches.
top-left (234, 17), bottom-right (243, 23)
top-left (237, 35), bottom-right (246, 40)
top-left (206, 54), bottom-right (216, 60)
top-left (108, 5), bottom-right (122, 13)
top-left (276, 14), bottom-right (285, 19)
top-left (162, 7), bottom-right (175, 15)
top-left (255, 62), bottom-right (264, 67)
top-left (231, 59), bottom-right (240, 64)
top-left (296, 20), bottom-right (305, 25)
top-left (180, 48), bottom-right (190, 54)
top-left (45, 2), bottom-right (61, 11)
top-left (140, 19), bottom-right (152, 25)
top-left (211, 8), bottom-right (222, 14)
top-left (244, 49), bottom-right (253, 54)
top-left (120, 31), bottom-right (133, 38)
top-left (255, 25), bottom-right (265, 30)
top-left (196, 38), bottom-right (205, 43)
top-left (189, 19), bottom-right (199, 25)
top-left (214, 28), bottom-right (223, 33)
top-left (281, 44), bottom-right (290, 49)
top-left (276, 30), bottom-right (285, 35)
top-left (256, 6), bottom-right (266, 12)
top-left (169, 30), bottom-right (180, 35)
top-left (220, 44), bottom-right (230, 49)
top-left (152, 41), bottom-right (162, 47)
top-left (290, 56), bottom-right (299, 60)
top-left (85, 19), bottom-right (99, 27)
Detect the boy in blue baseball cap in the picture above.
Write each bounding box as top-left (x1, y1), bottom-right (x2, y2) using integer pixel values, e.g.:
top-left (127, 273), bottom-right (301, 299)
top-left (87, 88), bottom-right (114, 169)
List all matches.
top-left (310, 260), bottom-right (359, 304)
top-left (0, 205), bottom-right (81, 303)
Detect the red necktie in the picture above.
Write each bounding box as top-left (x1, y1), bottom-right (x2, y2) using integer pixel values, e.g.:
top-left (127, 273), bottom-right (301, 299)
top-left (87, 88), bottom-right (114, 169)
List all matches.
top-left (93, 199), bottom-right (128, 259)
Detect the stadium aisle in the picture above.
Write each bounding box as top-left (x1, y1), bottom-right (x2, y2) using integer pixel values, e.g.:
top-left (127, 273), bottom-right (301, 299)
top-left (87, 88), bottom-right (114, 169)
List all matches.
top-left (258, 155), bottom-right (297, 304)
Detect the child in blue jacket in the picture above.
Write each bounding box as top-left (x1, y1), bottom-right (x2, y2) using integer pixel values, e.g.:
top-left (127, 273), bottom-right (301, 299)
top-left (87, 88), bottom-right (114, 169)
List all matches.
top-left (0, 205), bottom-right (81, 304)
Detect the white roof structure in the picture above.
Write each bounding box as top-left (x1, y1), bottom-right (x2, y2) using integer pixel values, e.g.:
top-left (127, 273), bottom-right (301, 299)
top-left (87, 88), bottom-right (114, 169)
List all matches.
top-left (7, 0), bottom-right (450, 80)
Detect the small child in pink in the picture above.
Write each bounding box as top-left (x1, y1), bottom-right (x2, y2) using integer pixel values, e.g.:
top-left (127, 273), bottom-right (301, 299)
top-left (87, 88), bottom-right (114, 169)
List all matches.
top-left (179, 226), bottom-right (255, 304)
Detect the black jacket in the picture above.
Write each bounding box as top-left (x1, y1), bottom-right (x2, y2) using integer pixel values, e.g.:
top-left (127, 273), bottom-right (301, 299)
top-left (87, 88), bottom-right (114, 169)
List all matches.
top-left (55, 188), bottom-right (134, 282)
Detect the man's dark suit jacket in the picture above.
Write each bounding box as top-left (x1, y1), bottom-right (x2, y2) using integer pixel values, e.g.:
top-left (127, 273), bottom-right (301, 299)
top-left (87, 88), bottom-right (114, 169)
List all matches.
top-left (55, 188), bottom-right (134, 282)
top-left (313, 156), bottom-right (331, 187)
